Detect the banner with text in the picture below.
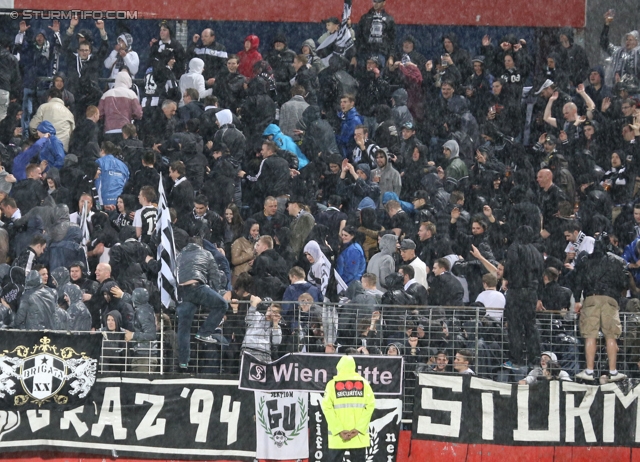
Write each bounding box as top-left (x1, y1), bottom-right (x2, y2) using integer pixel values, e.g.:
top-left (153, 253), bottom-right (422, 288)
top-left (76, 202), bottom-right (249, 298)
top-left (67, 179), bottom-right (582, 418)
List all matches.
top-left (255, 391), bottom-right (309, 459)
top-left (0, 332), bottom-right (101, 411)
top-left (412, 373), bottom-right (640, 446)
top-left (240, 353), bottom-right (403, 395)
top-left (0, 377), bottom-right (256, 460)
top-left (309, 393), bottom-right (402, 462)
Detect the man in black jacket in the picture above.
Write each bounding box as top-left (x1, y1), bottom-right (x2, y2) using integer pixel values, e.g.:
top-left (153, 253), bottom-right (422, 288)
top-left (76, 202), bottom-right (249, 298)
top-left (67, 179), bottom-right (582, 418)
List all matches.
top-left (168, 161), bottom-right (194, 222)
top-left (252, 196), bottom-right (290, 238)
top-left (62, 18), bottom-right (109, 96)
top-left (69, 261), bottom-right (98, 302)
top-left (187, 28), bottom-right (227, 82)
top-left (13, 233), bottom-right (46, 274)
top-left (239, 141), bottom-right (291, 212)
top-left (176, 236), bottom-right (229, 370)
top-left (428, 258), bottom-right (464, 307)
top-left (399, 265), bottom-right (428, 306)
top-left (573, 233), bottom-right (629, 382)
top-left (11, 164), bottom-right (46, 212)
top-left (354, 0), bottom-right (396, 69)
top-left (502, 226), bottom-right (544, 369)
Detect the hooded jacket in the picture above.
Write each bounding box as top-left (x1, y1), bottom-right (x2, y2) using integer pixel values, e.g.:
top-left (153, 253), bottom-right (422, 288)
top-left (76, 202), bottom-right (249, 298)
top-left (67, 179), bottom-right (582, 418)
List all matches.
top-left (443, 140), bottom-right (469, 185)
top-left (391, 88), bottom-right (413, 129)
top-left (130, 288), bottom-right (157, 356)
top-left (337, 241), bottom-right (366, 286)
top-left (240, 75), bottom-right (277, 142)
top-left (100, 281), bottom-right (135, 331)
top-left (104, 33), bottom-right (139, 82)
top-left (14, 270), bottom-right (57, 330)
top-left (367, 233), bottom-right (398, 292)
top-left (372, 148), bottom-right (401, 203)
top-left (21, 120), bottom-right (66, 174)
top-left (322, 355), bottom-right (375, 449)
top-left (98, 71), bottom-right (143, 133)
top-left (263, 124), bottom-right (309, 169)
top-left (213, 109), bottom-right (246, 163)
top-left (95, 153), bottom-right (130, 206)
top-left (48, 228), bottom-right (86, 276)
top-left (29, 99), bottom-right (75, 152)
top-left (442, 33), bottom-right (473, 80)
top-left (299, 105), bottom-right (339, 160)
top-left (238, 35), bottom-right (262, 78)
top-left (302, 38), bottom-right (326, 75)
top-left (50, 266), bottom-right (70, 297)
top-left (304, 240), bottom-right (332, 297)
top-left (355, 5), bottom-right (396, 58)
top-left (63, 283), bottom-right (91, 331)
top-left (179, 57), bottom-right (213, 106)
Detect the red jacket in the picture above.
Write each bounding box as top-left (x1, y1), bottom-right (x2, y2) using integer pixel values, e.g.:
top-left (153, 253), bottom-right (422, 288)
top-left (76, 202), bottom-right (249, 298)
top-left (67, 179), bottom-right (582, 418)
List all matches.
top-left (238, 35), bottom-right (262, 78)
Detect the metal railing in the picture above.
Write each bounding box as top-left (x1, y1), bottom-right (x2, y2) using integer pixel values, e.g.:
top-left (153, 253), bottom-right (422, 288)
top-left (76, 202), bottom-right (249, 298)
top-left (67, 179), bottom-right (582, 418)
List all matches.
top-left (9, 301), bottom-right (640, 421)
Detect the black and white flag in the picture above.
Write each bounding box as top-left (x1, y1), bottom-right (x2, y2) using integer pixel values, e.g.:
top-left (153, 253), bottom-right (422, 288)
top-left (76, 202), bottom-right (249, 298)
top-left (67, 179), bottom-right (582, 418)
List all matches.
top-left (156, 176), bottom-right (178, 309)
top-left (316, 0), bottom-right (354, 66)
top-left (79, 200), bottom-right (91, 275)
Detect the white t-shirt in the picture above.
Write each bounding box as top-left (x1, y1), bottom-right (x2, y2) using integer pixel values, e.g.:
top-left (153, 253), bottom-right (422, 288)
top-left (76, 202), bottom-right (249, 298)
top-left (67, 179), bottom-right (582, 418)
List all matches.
top-left (475, 289), bottom-right (506, 319)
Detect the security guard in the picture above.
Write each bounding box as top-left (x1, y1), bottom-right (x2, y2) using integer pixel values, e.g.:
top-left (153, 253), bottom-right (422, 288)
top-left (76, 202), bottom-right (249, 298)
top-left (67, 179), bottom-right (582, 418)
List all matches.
top-left (321, 355), bottom-right (376, 462)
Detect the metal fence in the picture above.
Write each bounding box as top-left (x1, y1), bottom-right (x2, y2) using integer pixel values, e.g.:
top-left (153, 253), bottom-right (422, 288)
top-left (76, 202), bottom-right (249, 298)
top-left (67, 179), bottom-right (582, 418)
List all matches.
top-left (19, 301), bottom-right (640, 420)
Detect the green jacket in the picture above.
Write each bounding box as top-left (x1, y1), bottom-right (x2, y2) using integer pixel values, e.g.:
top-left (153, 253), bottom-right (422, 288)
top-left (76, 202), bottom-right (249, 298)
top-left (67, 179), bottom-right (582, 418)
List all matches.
top-left (321, 356), bottom-right (376, 449)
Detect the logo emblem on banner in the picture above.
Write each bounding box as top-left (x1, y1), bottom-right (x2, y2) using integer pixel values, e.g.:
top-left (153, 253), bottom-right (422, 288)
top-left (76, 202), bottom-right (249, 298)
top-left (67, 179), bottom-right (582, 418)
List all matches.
top-left (249, 363), bottom-right (267, 382)
top-left (257, 395), bottom-right (307, 448)
top-left (0, 337), bottom-right (96, 406)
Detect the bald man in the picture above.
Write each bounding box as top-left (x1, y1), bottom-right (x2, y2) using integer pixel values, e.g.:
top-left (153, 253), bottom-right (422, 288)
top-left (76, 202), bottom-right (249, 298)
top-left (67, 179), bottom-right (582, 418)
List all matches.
top-left (88, 263), bottom-right (115, 330)
top-left (537, 168), bottom-right (568, 258)
top-left (188, 27), bottom-right (228, 83)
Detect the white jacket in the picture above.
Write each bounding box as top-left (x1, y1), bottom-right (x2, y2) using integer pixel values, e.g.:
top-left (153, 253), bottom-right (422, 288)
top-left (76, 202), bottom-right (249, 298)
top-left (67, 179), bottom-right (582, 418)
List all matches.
top-left (178, 58), bottom-right (212, 106)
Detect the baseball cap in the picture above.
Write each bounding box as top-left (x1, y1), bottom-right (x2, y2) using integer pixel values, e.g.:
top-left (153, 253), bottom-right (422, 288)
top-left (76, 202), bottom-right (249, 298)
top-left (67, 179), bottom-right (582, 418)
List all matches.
top-left (323, 17), bottom-right (340, 25)
top-left (535, 79), bottom-right (554, 95)
top-left (400, 239), bottom-right (416, 250)
top-left (412, 190), bottom-right (429, 202)
top-left (544, 134), bottom-right (557, 145)
top-left (402, 121), bottom-right (415, 130)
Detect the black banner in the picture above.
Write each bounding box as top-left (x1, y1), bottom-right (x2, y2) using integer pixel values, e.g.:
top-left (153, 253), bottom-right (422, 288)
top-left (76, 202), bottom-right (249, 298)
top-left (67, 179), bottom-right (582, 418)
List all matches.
top-left (309, 393), bottom-right (402, 462)
top-left (0, 332), bottom-right (101, 410)
top-left (412, 373), bottom-right (640, 446)
top-left (0, 376), bottom-right (256, 460)
top-left (239, 353), bottom-right (403, 395)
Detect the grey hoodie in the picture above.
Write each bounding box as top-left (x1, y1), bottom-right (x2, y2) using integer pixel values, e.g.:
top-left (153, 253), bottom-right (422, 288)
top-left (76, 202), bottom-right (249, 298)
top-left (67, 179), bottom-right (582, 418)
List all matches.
top-left (63, 283), bottom-right (92, 331)
top-left (367, 234), bottom-right (398, 292)
top-left (391, 88), bottom-right (413, 128)
top-left (372, 148), bottom-right (402, 205)
top-left (14, 271), bottom-right (57, 330)
top-left (131, 288), bottom-right (157, 356)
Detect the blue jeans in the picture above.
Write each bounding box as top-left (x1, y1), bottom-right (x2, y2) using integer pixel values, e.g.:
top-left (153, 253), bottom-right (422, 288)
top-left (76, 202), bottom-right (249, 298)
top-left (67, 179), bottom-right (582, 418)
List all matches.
top-left (176, 283), bottom-right (228, 365)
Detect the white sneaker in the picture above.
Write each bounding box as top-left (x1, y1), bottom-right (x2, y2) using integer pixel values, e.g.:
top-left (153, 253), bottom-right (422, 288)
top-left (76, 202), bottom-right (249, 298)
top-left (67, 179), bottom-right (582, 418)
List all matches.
top-left (608, 372), bottom-right (627, 382)
top-left (575, 370), bottom-right (596, 381)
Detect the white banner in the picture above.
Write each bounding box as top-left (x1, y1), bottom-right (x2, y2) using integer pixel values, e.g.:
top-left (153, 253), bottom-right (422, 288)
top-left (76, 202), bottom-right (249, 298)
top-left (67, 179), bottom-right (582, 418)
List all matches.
top-left (255, 391), bottom-right (309, 460)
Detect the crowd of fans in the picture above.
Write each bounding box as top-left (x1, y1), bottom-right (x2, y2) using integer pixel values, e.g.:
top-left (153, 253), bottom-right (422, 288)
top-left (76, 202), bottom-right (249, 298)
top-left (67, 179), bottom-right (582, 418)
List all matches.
top-left (0, 4), bottom-right (640, 383)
